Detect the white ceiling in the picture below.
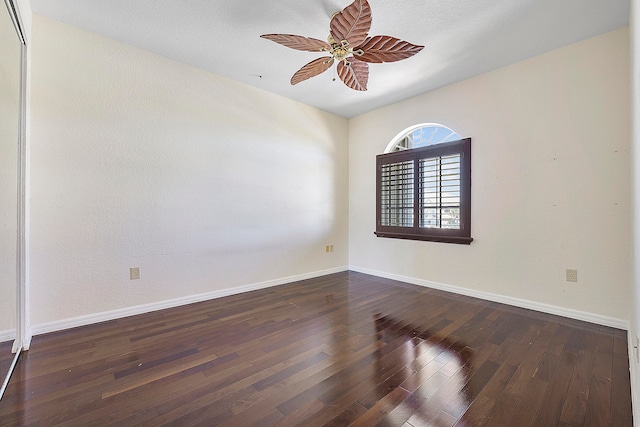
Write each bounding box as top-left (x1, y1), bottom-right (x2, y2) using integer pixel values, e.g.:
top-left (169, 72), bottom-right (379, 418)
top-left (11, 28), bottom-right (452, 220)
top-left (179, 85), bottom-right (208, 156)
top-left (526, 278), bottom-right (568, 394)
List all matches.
top-left (30, 0), bottom-right (629, 118)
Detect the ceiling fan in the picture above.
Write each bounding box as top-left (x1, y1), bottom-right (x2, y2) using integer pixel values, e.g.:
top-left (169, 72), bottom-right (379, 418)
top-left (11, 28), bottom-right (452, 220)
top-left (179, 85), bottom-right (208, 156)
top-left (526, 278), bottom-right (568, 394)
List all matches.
top-left (260, 0), bottom-right (424, 91)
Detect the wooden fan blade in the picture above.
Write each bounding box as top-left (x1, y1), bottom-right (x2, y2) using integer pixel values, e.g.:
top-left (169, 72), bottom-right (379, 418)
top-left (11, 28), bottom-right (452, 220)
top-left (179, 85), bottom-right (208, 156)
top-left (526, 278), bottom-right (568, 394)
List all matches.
top-left (329, 0), bottom-right (371, 48)
top-left (355, 35), bottom-right (424, 63)
top-left (337, 58), bottom-right (368, 91)
top-left (261, 34), bottom-right (331, 52)
top-left (291, 57), bottom-right (334, 85)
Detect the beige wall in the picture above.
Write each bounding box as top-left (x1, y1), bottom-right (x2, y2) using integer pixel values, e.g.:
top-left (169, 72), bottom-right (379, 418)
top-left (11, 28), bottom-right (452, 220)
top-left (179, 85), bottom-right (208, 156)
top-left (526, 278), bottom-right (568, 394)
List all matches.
top-left (29, 16), bottom-right (349, 327)
top-left (349, 28), bottom-right (631, 323)
top-left (28, 15), bottom-right (632, 331)
top-left (630, 0), bottom-right (640, 419)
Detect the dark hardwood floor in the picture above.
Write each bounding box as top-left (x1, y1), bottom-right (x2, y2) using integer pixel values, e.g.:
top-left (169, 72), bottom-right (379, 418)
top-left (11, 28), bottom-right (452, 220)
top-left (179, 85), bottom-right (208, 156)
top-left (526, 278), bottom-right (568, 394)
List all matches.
top-left (1, 339), bottom-right (16, 393)
top-left (0, 271), bottom-right (633, 426)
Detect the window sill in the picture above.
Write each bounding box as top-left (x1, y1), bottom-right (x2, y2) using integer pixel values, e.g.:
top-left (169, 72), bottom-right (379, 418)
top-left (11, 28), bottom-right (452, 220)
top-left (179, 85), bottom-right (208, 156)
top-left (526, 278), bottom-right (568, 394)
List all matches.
top-left (374, 231), bottom-right (473, 245)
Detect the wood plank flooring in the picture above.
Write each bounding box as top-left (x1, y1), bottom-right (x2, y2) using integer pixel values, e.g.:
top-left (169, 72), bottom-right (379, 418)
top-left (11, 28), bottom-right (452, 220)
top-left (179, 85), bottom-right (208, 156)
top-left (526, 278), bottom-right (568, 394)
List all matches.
top-left (0, 271), bottom-right (633, 426)
top-left (0, 340), bottom-right (15, 381)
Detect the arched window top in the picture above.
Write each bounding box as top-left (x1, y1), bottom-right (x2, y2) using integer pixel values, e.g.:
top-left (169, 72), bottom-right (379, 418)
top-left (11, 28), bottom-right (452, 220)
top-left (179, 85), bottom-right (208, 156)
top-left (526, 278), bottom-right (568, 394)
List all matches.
top-left (384, 123), bottom-right (461, 153)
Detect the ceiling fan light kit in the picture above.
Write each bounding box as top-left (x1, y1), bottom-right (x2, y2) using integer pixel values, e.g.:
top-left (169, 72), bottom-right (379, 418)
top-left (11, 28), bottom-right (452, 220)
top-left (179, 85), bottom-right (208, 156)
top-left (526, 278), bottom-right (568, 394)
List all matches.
top-left (261, 0), bottom-right (424, 91)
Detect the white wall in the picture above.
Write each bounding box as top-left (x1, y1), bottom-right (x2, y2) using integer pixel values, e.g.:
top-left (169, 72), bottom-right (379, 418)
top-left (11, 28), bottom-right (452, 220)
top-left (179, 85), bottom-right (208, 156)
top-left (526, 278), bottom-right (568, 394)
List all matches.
top-left (28, 15), bottom-right (632, 333)
top-left (630, 0), bottom-right (640, 423)
top-left (350, 28), bottom-right (631, 324)
top-left (29, 16), bottom-right (349, 328)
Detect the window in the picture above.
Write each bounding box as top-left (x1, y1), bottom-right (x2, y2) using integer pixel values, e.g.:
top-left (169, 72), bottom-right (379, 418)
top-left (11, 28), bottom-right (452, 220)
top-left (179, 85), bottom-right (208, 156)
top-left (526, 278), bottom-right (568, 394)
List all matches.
top-left (385, 123), bottom-right (461, 152)
top-left (375, 135), bottom-right (472, 244)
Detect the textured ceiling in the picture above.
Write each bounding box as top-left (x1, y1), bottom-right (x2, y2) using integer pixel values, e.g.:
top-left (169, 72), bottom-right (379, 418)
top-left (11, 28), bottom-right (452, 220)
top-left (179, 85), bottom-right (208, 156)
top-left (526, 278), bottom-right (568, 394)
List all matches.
top-left (30, 0), bottom-right (629, 118)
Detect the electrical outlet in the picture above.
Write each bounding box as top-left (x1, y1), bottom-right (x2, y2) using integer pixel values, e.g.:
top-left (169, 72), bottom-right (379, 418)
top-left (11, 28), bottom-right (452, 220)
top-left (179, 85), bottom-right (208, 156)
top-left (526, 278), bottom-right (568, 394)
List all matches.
top-left (325, 245), bottom-right (334, 253)
top-left (566, 269), bottom-right (577, 282)
top-left (130, 267), bottom-right (140, 280)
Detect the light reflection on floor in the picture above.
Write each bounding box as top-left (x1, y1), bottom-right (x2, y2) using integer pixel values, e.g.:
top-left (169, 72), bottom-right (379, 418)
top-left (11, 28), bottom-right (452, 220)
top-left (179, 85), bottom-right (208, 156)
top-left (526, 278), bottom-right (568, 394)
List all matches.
top-left (373, 314), bottom-right (473, 426)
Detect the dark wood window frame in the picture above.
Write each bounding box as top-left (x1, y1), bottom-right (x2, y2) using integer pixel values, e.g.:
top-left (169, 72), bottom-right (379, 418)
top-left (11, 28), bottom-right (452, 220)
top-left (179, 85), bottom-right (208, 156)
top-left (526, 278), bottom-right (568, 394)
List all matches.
top-left (375, 138), bottom-right (473, 244)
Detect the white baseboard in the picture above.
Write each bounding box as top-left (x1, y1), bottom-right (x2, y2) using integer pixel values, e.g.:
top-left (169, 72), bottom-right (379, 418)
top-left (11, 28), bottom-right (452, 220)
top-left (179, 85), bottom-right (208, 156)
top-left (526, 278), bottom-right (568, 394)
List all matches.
top-left (628, 334), bottom-right (640, 427)
top-left (31, 266), bottom-right (349, 337)
top-left (28, 264), bottom-right (629, 336)
top-left (0, 329), bottom-right (16, 344)
top-left (350, 266), bottom-right (629, 330)
top-left (22, 332), bottom-right (31, 350)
